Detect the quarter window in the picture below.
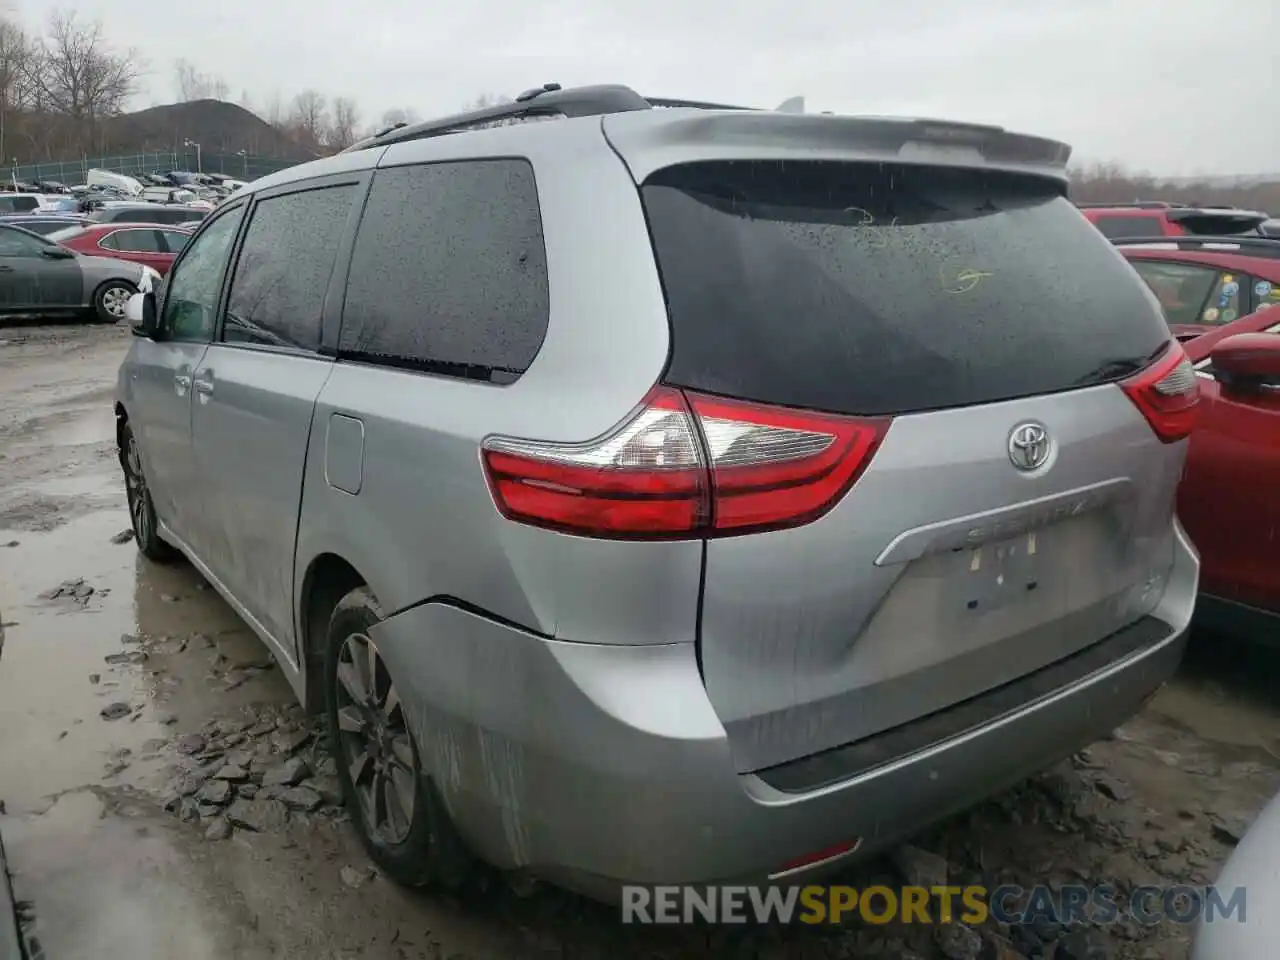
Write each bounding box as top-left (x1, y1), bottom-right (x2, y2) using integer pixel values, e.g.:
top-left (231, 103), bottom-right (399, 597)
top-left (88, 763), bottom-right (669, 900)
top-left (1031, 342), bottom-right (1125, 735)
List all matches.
top-left (158, 231), bottom-right (191, 253)
top-left (338, 159), bottom-right (550, 382)
top-left (223, 184), bottom-right (355, 351)
top-left (161, 204), bottom-right (246, 343)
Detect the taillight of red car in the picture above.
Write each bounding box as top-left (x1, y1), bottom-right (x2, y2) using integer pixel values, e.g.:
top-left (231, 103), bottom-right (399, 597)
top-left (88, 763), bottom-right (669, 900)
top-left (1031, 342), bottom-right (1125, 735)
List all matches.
top-left (481, 386), bottom-right (891, 539)
top-left (1119, 342), bottom-right (1200, 443)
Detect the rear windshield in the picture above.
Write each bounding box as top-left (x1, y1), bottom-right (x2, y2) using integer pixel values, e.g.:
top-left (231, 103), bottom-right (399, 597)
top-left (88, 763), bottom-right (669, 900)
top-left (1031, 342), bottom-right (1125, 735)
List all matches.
top-left (642, 161), bottom-right (1170, 416)
top-left (1093, 214), bottom-right (1163, 240)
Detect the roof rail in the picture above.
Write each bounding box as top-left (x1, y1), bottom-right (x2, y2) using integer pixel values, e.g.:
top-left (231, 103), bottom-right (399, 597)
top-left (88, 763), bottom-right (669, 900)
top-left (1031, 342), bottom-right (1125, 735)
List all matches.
top-left (1112, 235), bottom-right (1280, 259)
top-left (645, 96), bottom-right (753, 110)
top-left (1074, 200), bottom-right (1182, 210)
top-left (339, 83), bottom-right (758, 154)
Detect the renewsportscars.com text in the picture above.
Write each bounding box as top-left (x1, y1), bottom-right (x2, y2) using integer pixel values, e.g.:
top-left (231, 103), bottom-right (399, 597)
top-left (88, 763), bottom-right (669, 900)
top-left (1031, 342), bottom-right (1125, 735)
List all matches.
top-left (621, 884), bottom-right (1246, 926)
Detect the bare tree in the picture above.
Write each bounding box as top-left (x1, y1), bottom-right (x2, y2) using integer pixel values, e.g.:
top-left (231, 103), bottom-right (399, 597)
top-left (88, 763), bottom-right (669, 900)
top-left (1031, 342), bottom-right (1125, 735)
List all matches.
top-left (174, 56), bottom-right (228, 102)
top-left (264, 90), bottom-right (286, 129)
top-left (466, 92), bottom-right (511, 110)
top-left (36, 10), bottom-right (139, 149)
top-left (289, 88), bottom-right (327, 148)
top-left (328, 95), bottom-right (359, 150)
top-left (379, 106), bottom-right (419, 128)
top-left (0, 17), bottom-right (33, 160)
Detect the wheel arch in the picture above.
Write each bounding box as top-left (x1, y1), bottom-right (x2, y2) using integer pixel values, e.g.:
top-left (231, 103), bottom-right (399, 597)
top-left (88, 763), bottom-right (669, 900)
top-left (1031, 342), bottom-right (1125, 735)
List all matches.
top-left (299, 551), bottom-right (369, 715)
top-left (114, 401), bottom-right (128, 451)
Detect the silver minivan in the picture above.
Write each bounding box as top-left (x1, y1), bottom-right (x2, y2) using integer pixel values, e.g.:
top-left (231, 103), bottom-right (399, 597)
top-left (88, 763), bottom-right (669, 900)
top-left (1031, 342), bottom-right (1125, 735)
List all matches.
top-left (116, 84), bottom-right (1201, 899)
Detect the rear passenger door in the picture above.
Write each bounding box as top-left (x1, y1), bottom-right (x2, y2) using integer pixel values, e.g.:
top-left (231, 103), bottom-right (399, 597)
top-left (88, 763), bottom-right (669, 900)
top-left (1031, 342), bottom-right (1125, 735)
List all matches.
top-left (188, 174), bottom-right (364, 661)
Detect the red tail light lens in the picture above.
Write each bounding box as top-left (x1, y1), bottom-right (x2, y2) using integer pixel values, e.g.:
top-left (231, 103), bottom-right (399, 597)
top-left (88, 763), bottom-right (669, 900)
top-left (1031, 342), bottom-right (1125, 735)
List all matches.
top-left (481, 387), bottom-right (708, 538)
top-left (686, 393), bottom-right (889, 533)
top-left (1119, 343), bottom-right (1200, 443)
top-left (481, 387), bottom-right (890, 539)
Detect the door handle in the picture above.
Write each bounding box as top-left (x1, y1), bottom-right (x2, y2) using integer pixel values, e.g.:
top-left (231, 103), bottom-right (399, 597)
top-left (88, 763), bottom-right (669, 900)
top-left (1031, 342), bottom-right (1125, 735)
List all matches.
top-left (174, 374), bottom-right (192, 391)
top-left (193, 377), bottom-right (214, 395)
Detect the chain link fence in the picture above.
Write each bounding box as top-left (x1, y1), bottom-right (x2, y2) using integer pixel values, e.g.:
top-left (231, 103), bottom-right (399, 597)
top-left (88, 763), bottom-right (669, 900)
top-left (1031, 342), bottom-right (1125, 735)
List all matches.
top-left (7, 151), bottom-right (301, 187)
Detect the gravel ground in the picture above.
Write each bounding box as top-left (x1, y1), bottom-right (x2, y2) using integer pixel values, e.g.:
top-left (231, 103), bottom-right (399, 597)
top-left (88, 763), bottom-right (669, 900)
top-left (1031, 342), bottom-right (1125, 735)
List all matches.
top-left (0, 321), bottom-right (1277, 960)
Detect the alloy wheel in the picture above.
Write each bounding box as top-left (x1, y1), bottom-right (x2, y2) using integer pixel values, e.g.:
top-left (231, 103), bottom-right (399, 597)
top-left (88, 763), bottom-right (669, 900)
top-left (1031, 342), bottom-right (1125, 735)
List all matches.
top-left (334, 632), bottom-right (417, 845)
top-left (123, 435), bottom-right (151, 544)
top-left (102, 285), bottom-right (131, 319)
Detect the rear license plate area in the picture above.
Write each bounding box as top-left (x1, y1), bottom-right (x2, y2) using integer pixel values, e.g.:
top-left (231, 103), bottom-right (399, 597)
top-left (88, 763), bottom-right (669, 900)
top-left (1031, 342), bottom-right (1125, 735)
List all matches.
top-left (947, 531), bottom-right (1044, 615)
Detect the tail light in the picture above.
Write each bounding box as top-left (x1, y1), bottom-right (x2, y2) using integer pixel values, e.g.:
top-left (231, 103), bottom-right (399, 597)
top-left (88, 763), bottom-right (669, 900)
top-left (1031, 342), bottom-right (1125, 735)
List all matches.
top-left (1119, 343), bottom-right (1200, 443)
top-left (481, 387), bottom-right (890, 539)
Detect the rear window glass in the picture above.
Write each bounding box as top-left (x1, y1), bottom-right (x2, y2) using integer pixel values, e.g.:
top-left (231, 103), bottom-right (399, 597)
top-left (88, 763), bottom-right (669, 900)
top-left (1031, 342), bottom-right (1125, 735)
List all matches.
top-left (642, 161), bottom-right (1171, 416)
top-left (1092, 214), bottom-right (1163, 239)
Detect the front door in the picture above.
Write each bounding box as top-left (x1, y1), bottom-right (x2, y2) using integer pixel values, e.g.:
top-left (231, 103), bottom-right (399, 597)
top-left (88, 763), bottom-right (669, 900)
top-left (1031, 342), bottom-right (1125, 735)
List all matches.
top-left (129, 203), bottom-right (247, 542)
top-left (188, 180), bottom-right (356, 657)
top-left (0, 226), bottom-right (81, 311)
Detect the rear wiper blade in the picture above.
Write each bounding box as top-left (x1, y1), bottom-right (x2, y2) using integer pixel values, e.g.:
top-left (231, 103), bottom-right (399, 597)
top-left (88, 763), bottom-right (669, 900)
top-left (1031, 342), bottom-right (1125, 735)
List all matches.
top-left (1071, 343), bottom-right (1172, 387)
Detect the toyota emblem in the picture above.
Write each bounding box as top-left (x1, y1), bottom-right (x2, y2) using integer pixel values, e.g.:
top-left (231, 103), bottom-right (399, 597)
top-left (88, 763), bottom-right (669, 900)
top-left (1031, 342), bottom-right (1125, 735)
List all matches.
top-left (1008, 422), bottom-right (1051, 471)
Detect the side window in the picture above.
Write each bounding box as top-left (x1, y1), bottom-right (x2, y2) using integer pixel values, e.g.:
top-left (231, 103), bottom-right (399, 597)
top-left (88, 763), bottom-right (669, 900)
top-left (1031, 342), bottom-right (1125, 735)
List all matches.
top-left (1129, 260), bottom-right (1220, 326)
top-left (161, 204), bottom-right (246, 343)
top-left (1251, 276), bottom-right (1280, 314)
top-left (339, 159), bottom-right (549, 382)
top-left (97, 231), bottom-right (120, 250)
top-left (158, 230), bottom-right (191, 253)
top-left (223, 184), bottom-right (355, 351)
top-left (0, 226), bottom-right (48, 258)
top-left (1202, 272), bottom-right (1242, 326)
top-left (1095, 215), bottom-right (1161, 240)
top-left (109, 229), bottom-right (164, 253)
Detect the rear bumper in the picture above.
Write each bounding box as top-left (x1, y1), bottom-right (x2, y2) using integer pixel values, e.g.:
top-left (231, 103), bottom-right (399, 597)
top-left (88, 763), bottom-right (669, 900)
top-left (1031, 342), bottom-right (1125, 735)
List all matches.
top-left (370, 527), bottom-right (1197, 900)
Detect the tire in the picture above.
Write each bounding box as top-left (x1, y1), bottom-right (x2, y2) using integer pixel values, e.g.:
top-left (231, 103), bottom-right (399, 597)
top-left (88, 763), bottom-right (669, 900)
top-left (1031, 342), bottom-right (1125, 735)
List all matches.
top-left (325, 586), bottom-right (472, 889)
top-left (93, 279), bottom-right (136, 324)
top-left (119, 421), bottom-right (176, 563)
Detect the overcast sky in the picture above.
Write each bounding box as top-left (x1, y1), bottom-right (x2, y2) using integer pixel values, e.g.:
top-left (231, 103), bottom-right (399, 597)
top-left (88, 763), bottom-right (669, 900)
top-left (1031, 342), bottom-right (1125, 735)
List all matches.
top-left (18, 0), bottom-right (1280, 175)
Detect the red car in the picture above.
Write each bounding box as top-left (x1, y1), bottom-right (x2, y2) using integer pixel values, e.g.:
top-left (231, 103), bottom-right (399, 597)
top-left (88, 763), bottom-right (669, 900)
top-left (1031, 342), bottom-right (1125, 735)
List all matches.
top-left (48, 222), bottom-right (193, 275)
top-left (1079, 201), bottom-right (1268, 241)
top-left (1117, 236), bottom-right (1280, 340)
top-left (1177, 305), bottom-right (1280, 641)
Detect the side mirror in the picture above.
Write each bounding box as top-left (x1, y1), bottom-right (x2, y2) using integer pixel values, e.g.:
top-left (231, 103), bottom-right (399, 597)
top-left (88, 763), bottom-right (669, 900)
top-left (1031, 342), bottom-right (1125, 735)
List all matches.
top-left (1210, 333), bottom-right (1280, 392)
top-left (125, 291), bottom-right (158, 338)
top-left (40, 245), bottom-right (74, 260)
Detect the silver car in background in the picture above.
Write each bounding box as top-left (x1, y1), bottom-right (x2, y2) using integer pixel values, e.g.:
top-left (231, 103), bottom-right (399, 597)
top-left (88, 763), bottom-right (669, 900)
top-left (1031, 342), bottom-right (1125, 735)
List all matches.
top-left (0, 222), bottom-right (154, 323)
top-left (115, 84), bottom-right (1201, 899)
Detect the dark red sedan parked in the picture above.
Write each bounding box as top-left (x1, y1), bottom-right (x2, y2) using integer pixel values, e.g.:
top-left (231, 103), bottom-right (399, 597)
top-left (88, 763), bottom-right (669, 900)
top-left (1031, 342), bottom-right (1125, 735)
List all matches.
top-left (1177, 304), bottom-right (1280, 643)
top-left (47, 222), bottom-right (194, 275)
top-left (1117, 236), bottom-right (1280, 340)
